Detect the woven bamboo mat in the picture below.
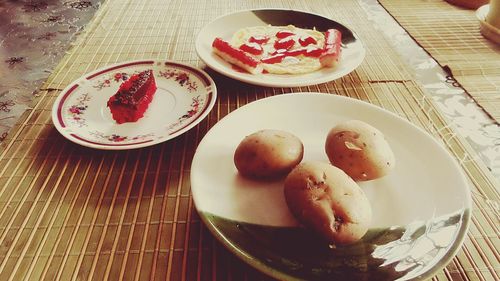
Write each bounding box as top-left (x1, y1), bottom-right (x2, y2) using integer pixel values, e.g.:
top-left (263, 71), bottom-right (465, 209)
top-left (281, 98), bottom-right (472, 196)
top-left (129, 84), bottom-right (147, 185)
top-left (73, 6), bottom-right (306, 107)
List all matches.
top-left (0, 0), bottom-right (498, 280)
top-left (379, 0), bottom-right (500, 122)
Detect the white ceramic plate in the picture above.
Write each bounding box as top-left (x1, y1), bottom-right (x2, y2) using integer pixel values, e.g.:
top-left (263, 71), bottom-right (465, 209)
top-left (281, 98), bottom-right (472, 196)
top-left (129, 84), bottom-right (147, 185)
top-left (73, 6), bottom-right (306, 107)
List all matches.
top-left (52, 60), bottom-right (216, 150)
top-left (196, 9), bottom-right (366, 87)
top-left (476, 4), bottom-right (500, 45)
top-left (191, 93), bottom-right (471, 280)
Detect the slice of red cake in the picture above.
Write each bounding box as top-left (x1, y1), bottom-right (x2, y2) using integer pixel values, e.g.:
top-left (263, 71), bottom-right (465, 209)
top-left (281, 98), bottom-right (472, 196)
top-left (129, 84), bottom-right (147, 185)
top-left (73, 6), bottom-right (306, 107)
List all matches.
top-left (107, 69), bottom-right (157, 124)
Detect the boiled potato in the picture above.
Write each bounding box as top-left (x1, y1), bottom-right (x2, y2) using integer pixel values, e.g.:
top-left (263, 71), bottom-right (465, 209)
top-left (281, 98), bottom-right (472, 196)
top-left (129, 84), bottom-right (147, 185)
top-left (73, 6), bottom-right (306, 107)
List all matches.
top-left (284, 161), bottom-right (372, 245)
top-left (234, 129), bottom-right (304, 179)
top-left (325, 120), bottom-right (395, 181)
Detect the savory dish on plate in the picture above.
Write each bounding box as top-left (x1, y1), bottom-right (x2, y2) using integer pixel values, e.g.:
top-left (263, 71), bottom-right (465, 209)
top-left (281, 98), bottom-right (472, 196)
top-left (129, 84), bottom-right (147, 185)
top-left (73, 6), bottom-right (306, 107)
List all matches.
top-left (212, 25), bottom-right (342, 75)
top-left (190, 93), bottom-right (471, 280)
top-left (195, 9), bottom-right (366, 87)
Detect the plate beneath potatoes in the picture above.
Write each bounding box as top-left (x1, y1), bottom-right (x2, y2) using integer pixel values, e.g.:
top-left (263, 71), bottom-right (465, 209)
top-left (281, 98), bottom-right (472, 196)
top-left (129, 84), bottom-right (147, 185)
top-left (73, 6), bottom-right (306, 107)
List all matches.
top-left (190, 93), bottom-right (471, 280)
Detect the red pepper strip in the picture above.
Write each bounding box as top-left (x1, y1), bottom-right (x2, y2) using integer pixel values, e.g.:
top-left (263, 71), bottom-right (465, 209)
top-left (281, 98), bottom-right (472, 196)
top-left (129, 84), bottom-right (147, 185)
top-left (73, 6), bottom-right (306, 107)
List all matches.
top-left (285, 48), bottom-right (306, 57)
top-left (276, 30), bottom-right (295, 39)
top-left (239, 43), bottom-right (263, 55)
top-left (320, 29), bottom-right (342, 67)
top-left (271, 48), bottom-right (289, 56)
top-left (261, 53), bottom-right (286, 64)
top-left (298, 36), bottom-right (317, 47)
top-left (281, 47), bottom-right (322, 58)
top-left (212, 37), bottom-right (260, 67)
top-left (249, 35), bottom-right (270, 44)
top-left (304, 47), bottom-right (322, 57)
top-left (274, 37), bottom-right (295, 50)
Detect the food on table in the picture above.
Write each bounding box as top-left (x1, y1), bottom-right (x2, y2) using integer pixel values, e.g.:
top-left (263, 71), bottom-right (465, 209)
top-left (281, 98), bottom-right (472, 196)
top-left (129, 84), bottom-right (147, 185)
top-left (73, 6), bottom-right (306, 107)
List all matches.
top-left (212, 25), bottom-right (342, 74)
top-left (234, 129), bottom-right (304, 179)
top-left (107, 69), bottom-right (157, 124)
top-left (319, 29), bottom-right (342, 67)
top-left (325, 120), bottom-right (395, 181)
top-left (284, 161), bottom-right (372, 245)
top-left (212, 37), bottom-right (263, 74)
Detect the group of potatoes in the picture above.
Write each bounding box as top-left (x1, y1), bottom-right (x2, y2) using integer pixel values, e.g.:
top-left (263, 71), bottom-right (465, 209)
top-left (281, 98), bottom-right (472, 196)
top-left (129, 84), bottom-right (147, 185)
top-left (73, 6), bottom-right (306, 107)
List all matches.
top-left (234, 120), bottom-right (395, 245)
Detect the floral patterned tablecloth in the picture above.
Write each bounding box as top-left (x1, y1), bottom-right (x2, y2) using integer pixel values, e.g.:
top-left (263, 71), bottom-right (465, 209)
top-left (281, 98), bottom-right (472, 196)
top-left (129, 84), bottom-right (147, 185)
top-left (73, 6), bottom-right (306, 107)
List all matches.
top-left (0, 0), bottom-right (103, 141)
top-left (360, 0), bottom-right (500, 179)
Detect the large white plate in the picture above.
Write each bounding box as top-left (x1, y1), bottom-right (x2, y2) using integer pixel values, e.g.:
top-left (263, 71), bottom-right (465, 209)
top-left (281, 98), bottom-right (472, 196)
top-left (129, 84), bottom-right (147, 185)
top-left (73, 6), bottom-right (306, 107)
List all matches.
top-left (196, 9), bottom-right (366, 87)
top-left (191, 93), bottom-right (471, 280)
top-left (51, 60), bottom-right (216, 150)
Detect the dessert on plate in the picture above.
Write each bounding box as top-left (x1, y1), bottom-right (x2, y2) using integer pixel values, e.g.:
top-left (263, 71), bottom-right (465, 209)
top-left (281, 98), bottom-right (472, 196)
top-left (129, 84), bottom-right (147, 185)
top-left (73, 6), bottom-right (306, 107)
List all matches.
top-left (107, 69), bottom-right (157, 124)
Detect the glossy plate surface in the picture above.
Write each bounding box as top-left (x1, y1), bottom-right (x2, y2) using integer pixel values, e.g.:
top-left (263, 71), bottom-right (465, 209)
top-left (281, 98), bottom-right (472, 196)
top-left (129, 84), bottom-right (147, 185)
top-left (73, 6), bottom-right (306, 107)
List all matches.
top-left (191, 93), bottom-right (471, 280)
top-left (196, 9), bottom-right (365, 87)
top-left (52, 60), bottom-right (216, 150)
top-left (476, 4), bottom-right (500, 45)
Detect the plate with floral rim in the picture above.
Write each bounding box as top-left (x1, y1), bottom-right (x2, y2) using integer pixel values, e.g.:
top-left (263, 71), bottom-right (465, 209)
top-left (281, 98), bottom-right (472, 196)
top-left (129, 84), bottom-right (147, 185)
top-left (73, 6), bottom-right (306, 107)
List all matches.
top-left (195, 9), bottom-right (366, 87)
top-left (190, 93), bottom-right (471, 280)
top-left (51, 60), bottom-right (216, 150)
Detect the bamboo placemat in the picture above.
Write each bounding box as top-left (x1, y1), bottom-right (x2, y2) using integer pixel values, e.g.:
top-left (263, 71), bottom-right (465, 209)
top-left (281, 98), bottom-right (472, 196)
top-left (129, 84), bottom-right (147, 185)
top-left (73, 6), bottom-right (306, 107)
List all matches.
top-left (379, 0), bottom-right (500, 122)
top-left (0, 0), bottom-right (498, 280)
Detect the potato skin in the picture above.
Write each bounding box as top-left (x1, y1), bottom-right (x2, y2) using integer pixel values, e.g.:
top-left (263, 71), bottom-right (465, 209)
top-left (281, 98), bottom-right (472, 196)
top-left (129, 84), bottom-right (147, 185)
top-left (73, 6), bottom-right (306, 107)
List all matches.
top-left (325, 120), bottom-right (395, 181)
top-left (284, 161), bottom-right (372, 245)
top-left (234, 129), bottom-right (304, 179)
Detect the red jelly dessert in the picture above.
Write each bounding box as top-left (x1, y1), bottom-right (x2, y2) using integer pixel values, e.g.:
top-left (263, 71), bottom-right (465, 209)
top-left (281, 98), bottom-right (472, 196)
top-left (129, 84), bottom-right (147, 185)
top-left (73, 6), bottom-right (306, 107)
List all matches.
top-left (107, 69), bottom-right (157, 124)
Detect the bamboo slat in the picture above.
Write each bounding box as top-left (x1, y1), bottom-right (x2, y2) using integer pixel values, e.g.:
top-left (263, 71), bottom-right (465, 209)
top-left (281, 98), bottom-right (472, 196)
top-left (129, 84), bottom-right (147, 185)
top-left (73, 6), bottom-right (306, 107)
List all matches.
top-left (0, 0), bottom-right (498, 280)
